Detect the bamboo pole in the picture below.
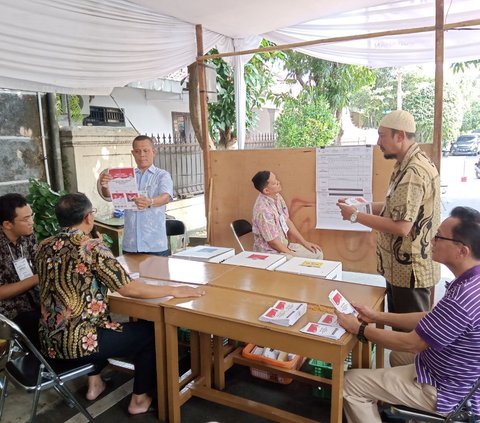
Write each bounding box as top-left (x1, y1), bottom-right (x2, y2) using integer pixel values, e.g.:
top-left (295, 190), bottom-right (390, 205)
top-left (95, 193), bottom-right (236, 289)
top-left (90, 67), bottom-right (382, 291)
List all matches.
top-left (198, 18), bottom-right (480, 61)
top-left (432, 0), bottom-right (444, 172)
top-left (196, 24), bottom-right (212, 243)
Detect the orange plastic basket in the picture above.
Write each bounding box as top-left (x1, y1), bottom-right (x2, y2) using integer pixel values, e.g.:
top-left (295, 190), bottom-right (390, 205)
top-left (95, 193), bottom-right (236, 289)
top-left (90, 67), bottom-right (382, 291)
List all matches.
top-left (241, 343), bottom-right (303, 384)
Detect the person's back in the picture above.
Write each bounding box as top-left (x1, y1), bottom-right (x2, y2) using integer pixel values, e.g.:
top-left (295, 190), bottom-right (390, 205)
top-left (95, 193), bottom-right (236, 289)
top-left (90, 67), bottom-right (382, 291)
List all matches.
top-left (37, 228), bottom-right (126, 358)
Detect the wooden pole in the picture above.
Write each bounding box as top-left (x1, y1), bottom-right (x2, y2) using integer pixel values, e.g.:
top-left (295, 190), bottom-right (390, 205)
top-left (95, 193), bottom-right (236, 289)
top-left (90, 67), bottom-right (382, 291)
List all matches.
top-left (196, 24), bottom-right (212, 243)
top-left (433, 0), bottom-right (444, 172)
top-left (198, 18), bottom-right (480, 62)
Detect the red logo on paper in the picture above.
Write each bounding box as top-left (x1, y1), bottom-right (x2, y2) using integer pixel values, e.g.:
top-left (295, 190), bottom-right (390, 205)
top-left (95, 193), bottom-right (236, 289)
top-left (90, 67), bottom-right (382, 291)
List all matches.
top-left (266, 309), bottom-right (277, 318)
top-left (307, 324), bottom-right (317, 332)
top-left (333, 293), bottom-right (341, 305)
top-left (323, 315), bottom-right (333, 323)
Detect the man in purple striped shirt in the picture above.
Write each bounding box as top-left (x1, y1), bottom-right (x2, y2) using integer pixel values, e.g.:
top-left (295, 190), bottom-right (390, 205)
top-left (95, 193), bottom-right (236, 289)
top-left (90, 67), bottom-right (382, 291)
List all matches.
top-left (336, 206), bottom-right (480, 423)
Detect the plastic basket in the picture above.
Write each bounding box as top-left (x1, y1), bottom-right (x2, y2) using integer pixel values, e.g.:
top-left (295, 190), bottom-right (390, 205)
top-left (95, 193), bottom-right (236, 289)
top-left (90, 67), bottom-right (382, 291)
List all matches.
top-left (242, 343), bottom-right (303, 385)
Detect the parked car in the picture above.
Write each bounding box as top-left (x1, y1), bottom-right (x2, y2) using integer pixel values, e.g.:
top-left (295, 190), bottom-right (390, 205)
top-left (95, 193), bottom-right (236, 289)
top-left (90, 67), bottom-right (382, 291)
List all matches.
top-left (450, 134), bottom-right (480, 156)
top-left (475, 159), bottom-right (480, 179)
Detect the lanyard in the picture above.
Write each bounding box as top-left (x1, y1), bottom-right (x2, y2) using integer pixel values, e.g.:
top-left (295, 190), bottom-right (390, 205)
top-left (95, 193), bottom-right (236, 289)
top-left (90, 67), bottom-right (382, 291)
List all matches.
top-left (7, 244), bottom-right (24, 261)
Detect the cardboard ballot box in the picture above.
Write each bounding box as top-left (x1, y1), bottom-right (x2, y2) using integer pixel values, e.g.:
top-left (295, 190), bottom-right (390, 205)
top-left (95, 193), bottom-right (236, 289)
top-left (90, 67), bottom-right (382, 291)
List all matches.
top-left (173, 245), bottom-right (235, 263)
top-left (274, 257), bottom-right (342, 280)
top-left (223, 251), bottom-right (287, 270)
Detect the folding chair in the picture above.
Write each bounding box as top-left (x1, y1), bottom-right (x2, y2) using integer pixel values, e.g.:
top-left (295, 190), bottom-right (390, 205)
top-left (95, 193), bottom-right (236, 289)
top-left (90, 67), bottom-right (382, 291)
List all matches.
top-left (166, 219), bottom-right (187, 254)
top-left (388, 376), bottom-right (480, 422)
top-left (230, 219), bottom-right (253, 251)
top-left (0, 314), bottom-right (95, 422)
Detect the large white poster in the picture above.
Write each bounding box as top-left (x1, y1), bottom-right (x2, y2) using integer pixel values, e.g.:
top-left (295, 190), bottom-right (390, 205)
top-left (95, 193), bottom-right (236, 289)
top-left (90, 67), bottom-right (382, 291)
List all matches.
top-left (316, 146), bottom-right (373, 231)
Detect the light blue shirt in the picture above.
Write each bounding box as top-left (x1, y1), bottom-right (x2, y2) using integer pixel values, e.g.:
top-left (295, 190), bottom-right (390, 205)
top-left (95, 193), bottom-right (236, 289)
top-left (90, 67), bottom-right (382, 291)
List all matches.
top-left (122, 165), bottom-right (173, 253)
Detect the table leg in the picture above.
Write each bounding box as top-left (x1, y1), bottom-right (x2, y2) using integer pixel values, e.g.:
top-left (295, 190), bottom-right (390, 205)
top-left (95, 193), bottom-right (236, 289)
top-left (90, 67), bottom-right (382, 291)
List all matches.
top-left (351, 341), bottom-right (362, 369)
top-left (213, 336), bottom-right (225, 389)
top-left (190, 331), bottom-right (200, 377)
top-left (330, 359), bottom-right (345, 423)
top-left (166, 322), bottom-right (181, 423)
top-left (199, 333), bottom-right (212, 388)
top-left (154, 315), bottom-right (168, 422)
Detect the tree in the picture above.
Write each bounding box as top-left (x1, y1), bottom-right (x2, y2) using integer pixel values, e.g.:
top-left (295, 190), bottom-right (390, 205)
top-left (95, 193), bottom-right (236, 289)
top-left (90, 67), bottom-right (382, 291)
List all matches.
top-left (275, 91), bottom-right (339, 148)
top-left (281, 52), bottom-right (375, 133)
top-left (203, 41), bottom-right (282, 149)
top-left (461, 101), bottom-right (480, 132)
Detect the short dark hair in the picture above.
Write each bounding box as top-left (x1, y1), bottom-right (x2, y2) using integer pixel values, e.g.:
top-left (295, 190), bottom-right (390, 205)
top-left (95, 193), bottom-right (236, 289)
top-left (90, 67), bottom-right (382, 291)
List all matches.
top-left (252, 171), bottom-right (271, 192)
top-left (55, 193), bottom-right (92, 228)
top-left (450, 206), bottom-right (480, 259)
top-left (0, 193), bottom-right (28, 224)
top-left (132, 135), bottom-right (155, 148)
top-left (391, 129), bottom-right (416, 140)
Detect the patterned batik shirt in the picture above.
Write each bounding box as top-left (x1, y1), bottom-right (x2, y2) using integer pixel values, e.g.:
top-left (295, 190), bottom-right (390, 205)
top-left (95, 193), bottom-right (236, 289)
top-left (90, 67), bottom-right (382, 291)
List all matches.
top-left (36, 228), bottom-right (131, 359)
top-left (252, 193), bottom-right (290, 253)
top-left (0, 230), bottom-right (39, 319)
top-left (377, 143), bottom-right (441, 288)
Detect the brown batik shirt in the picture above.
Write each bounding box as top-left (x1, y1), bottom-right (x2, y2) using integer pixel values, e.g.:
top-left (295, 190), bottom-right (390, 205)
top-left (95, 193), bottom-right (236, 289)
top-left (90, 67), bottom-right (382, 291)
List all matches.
top-left (0, 229), bottom-right (39, 319)
top-left (377, 143), bottom-right (441, 288)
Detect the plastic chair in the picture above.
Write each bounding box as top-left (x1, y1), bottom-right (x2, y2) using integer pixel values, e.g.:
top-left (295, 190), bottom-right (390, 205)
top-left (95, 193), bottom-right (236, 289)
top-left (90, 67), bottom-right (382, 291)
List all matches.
top-left (230, 219), bottom-right (253, 251)
top-left (388, 376), bottom-right (480, 422)
top-left (166, 219), bottom-right (187, 254)
top-left (0, 314), bottom-right (95, 422)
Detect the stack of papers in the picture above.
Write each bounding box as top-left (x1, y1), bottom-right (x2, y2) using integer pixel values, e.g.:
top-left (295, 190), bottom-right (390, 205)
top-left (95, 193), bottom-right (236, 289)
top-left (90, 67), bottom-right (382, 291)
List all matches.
top-left (300, 322), bottom-right (346, 340)
top-left (274, 257), bottom-right (342, 280)
top-left (173, 245), bottom-right (235, 263)
top-left (300, 312), bottom-right (346, 340)
top-left (223, 251), bottom-right (287, 270)
top-left (259, 300), bottom-right (307, 327)
top-left (328, 289), bottom-right (359, 317)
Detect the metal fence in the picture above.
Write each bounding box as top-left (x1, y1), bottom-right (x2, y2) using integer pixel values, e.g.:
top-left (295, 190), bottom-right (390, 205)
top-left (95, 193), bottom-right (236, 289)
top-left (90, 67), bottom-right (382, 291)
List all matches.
top-left (152, 134), bottom-right (204, 199)
top-left (151, 132), bottom-right (276, 198)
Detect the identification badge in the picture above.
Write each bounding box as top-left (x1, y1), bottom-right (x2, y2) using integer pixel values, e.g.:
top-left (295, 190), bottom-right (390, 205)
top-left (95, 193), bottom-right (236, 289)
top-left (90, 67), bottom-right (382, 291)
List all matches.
top-left (13, 257), bottom-right (34, 280)
top-left (279, 215), bottom-right (289, 235)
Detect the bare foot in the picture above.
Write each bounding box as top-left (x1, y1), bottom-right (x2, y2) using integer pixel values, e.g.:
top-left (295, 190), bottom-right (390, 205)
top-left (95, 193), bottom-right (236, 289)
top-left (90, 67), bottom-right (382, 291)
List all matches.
top-left (86, 375), bottom-right (106, 401)
top-left (128, 393), bottom-right (153, 415)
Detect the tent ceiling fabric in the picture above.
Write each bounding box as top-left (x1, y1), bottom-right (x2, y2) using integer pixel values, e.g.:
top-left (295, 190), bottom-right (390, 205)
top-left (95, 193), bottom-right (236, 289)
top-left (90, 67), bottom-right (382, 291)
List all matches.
top-left (0, 0), bottom-right (479, 94)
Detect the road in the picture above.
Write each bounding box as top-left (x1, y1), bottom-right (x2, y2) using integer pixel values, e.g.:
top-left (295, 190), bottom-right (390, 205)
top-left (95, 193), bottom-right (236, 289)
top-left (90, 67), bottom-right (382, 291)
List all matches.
top-left (440, 154), bottom-right (480, 219)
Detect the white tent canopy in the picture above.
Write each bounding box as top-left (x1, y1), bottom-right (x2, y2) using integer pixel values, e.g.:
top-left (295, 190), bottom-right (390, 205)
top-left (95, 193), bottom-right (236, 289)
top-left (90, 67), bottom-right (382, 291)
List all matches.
top-left (1, 0), bottom-right (479, 95)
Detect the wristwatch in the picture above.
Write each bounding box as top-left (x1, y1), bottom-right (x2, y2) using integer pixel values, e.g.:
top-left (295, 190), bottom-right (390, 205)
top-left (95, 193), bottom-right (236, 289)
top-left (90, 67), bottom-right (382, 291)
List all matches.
top-left (350, 210), bottom-right (359, 223)
top-left (148, 198), bottom-right (154, 208)
top-left (357, 321), bottom-right (368, 344)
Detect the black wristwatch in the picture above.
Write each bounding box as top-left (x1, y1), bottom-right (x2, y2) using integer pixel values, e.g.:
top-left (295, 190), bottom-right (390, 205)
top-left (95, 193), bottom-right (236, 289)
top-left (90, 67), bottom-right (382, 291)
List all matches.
top-left (357, 321), bottom-right (368, 344)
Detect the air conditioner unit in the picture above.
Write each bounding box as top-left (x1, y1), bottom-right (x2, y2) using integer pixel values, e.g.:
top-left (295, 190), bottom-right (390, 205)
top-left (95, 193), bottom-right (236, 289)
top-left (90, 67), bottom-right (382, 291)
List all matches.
top-left (78, 95), bottom-right (90, 115)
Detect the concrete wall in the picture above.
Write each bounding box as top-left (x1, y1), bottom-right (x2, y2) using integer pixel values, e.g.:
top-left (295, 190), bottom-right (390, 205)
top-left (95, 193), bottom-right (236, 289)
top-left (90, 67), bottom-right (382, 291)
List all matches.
top-left (89, 86), bottom-right (190, 136)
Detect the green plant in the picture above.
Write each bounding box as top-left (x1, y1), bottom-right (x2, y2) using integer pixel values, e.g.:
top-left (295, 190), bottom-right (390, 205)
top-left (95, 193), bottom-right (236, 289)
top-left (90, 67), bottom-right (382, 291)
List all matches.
top-left (26, 179), bottom-right (113, 248)
top-left (27, 179), bottom-right (66, 241)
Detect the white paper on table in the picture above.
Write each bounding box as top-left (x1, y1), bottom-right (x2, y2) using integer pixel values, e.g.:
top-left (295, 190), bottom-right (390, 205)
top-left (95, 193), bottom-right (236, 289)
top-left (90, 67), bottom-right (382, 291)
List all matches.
top-left (300, 322), bottom-right (346, 340)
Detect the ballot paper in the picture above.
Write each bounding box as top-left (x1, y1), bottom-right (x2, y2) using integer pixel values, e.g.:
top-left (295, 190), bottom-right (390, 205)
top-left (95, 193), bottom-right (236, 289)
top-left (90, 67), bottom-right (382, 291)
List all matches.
top-left (318, 313), bottom-right (340, 327)
top-left (345, 197), bottom-right (372, 214)
top-left (259, 300), bottom-right (307, 327)
top-left (300, 322), bottom-right (346, 340)
top-left (328, 289), bottom-right (359, 317)
top-left (108, 167), bottom-right (140, 211)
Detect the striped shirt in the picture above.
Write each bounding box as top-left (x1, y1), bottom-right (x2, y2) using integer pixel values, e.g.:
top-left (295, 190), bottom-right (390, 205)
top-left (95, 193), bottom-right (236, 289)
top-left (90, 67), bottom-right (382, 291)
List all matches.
top-left (123, 165), bottom-right (173, 253)
top-left (415, 265), bottom-right (480, 414)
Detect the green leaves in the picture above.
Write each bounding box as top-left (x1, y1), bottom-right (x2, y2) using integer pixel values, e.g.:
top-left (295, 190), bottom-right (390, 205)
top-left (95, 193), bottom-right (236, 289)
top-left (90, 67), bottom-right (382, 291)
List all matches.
top-left (27, 179), bottom-right (66, 241)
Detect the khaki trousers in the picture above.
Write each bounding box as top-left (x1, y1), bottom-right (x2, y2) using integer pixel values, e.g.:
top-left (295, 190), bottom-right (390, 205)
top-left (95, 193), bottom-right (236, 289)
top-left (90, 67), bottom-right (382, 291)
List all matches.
top-left (288, 243), bottom-right (323, 259)
top-left (343, 352), bottom-right (438, 423)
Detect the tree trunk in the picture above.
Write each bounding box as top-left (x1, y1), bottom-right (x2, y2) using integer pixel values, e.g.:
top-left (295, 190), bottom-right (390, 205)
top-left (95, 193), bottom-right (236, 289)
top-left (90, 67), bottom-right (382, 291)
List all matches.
top-left (188, 62), bottom-right (216, 151)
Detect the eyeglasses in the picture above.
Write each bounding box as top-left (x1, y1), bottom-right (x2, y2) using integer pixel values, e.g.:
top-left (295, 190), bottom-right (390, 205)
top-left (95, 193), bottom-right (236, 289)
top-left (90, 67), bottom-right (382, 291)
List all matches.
top-left (434, 233), bottom-right (466, 245)
top-left (84, 208), bottom-right (97, 218)
top-left (14, 213), bottom-right (35, 223)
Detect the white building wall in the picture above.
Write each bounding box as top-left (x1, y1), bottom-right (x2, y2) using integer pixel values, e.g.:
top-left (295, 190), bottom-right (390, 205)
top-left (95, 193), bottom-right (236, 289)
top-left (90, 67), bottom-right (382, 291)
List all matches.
top-left (89, 86), bottom-right (190, 136)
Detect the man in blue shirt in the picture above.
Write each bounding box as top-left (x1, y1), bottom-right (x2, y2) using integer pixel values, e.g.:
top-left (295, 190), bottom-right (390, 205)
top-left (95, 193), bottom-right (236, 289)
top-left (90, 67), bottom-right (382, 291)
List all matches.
top-left (98, 135), bottom-right (173, 256)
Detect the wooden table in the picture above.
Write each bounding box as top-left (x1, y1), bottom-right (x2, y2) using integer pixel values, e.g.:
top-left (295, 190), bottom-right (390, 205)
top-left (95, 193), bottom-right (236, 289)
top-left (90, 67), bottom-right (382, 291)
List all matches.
top-left (109, 254), bottom-right (235, 421)
top-left (164, 281), bottom-right (385, 423)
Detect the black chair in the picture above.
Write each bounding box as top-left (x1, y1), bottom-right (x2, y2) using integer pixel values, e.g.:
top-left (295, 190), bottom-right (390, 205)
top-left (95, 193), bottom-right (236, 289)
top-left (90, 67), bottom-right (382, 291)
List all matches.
top-left (230, 219), bottom-right (252, 251)
top-left (0, 314), bottom-right (95, 422)
top-left (166, 219), bottom-right (187, 254)
top-left (388, 377), bottom-right (480, 422)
